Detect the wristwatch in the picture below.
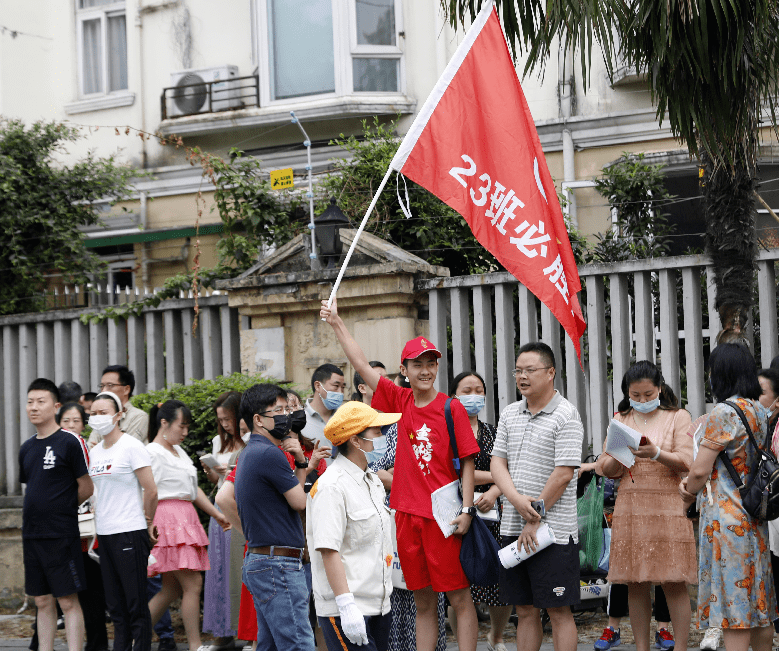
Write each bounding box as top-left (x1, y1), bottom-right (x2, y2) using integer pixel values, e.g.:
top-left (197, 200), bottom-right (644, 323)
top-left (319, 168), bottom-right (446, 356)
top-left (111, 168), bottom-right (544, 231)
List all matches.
top-left (295, 458), bottom-right (309, 469)
top-left (461, 506), bottom-right (478, 518)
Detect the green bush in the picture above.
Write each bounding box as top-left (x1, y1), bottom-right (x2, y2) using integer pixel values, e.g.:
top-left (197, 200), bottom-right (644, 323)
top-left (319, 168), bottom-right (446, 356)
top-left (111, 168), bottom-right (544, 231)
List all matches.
top-left (131, 373), bottom-right (302, 529)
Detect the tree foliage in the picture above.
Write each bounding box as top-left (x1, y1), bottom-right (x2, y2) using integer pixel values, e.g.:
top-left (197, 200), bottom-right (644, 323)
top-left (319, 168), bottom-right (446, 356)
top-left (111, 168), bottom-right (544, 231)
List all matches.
top-left (318, 118), bottom-right (500, 276)
top-left (0, 119), bottom-right (135, 315)
top-left (591, 152), bottom-right (675, 262)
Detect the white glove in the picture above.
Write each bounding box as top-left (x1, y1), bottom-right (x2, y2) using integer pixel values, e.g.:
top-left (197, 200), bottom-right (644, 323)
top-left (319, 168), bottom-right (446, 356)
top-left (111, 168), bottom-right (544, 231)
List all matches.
top-left (335, 592), bottom-right (368, 646)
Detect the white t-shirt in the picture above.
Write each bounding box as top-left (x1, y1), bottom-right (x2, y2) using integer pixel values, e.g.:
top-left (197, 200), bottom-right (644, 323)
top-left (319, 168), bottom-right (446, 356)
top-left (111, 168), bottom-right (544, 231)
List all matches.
top-left (147, 442), bottom-right (198, 501)
top-left (89, 434), bottom-right (152, 536)
top-left (211, 432), bottom-right (251, 487)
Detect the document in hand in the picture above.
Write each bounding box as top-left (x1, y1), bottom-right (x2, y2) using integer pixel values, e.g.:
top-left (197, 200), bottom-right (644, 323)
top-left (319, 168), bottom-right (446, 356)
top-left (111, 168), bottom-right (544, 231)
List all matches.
top-left (474, 491), bottom-right (499, 522)
top-left (687, 414), bottom-right (708, 460)
top-left (431, 479), bottom-right (462, 538)
top-left (605, 419), bottom-right (643, 468)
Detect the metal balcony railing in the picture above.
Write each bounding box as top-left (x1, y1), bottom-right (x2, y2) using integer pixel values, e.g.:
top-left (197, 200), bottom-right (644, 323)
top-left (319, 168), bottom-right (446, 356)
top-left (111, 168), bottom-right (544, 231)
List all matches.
top-left (161, 74), bottom-right (259, 120)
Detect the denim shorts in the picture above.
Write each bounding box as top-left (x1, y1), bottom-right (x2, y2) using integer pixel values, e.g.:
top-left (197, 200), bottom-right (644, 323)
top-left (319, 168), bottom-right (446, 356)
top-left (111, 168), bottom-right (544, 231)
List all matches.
top-left (242, 553), bottom-right (315, 651)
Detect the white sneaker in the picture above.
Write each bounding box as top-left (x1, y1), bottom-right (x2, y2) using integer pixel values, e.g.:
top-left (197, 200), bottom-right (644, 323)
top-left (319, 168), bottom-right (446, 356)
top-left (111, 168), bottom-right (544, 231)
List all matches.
top-left (700, 627), bottom-right (722, 651)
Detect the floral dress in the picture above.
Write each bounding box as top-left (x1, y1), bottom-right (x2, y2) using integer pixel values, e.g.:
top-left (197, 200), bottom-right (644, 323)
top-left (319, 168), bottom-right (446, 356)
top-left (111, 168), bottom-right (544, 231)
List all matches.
top-left (697, 396), bottom-right (777, 629)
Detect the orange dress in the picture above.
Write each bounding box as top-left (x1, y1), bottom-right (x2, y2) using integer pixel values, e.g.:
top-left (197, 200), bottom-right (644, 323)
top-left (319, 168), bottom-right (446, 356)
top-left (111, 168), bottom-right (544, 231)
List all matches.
top-left (605, 409), bottom-right (697, 584)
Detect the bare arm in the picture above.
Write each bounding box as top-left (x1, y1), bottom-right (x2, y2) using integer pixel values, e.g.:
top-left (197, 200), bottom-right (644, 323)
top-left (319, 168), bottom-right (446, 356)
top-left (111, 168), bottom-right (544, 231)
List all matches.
top-left (596, 453), bottom-right (624, 478)
top-left (283, 483), bottom-right (307, 512)
top-left (490, 455), bottom-right (541, 523)
top-left (450, 457), bottom-right (476, 535)
top-left (474, 469), bottom-right (494, 485)
top-left (538, 465), bottom-right (576, 511)
top-left (76, 474), bottom-right (93, 504)
top-left (377, 469), bottom-right (393, 491)
top-left (134, 466), bottom-right (158, 523)
top-left (320, 548), bottom-right (350, 596)
top-left (215, 481), bottom-right (243, 537)
top-left (685, 445), bottom-right (719, 496)
top-left (194, 487), bottom-right (231, 530)
top-left (320, 299), bottom-right (381, 391)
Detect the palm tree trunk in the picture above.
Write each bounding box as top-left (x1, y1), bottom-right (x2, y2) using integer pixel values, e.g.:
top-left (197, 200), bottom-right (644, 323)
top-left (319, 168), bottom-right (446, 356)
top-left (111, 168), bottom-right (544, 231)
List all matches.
top-left (701, 148), bottom-right (758, 344)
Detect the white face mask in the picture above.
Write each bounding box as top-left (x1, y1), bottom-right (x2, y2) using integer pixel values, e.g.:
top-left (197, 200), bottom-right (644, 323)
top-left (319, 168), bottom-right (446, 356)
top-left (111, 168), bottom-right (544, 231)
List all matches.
top-left (88, 414), bottom-right (117, 437)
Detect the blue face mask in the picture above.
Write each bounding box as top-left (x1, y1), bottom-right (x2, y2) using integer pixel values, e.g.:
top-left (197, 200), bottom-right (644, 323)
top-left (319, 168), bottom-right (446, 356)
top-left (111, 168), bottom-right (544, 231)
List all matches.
top-left (360, 434), bottom-right (387, 464)
top-left (318, 385), bottom-right (344, 411)
top-left (457, 394), bottom-right (485, 415)
top-left (630, 397), bottom-right (660, 414)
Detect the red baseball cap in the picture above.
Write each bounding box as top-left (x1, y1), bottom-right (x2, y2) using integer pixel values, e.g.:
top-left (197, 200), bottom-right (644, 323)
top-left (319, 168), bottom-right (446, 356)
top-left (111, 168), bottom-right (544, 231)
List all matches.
top-left (401, 336), bottom-right (442, 363)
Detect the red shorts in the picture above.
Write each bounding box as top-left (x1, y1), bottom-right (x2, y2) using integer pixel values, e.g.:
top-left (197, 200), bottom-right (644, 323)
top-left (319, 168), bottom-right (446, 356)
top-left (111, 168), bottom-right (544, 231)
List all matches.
top-left (395, 511), bottom-right (469, 593)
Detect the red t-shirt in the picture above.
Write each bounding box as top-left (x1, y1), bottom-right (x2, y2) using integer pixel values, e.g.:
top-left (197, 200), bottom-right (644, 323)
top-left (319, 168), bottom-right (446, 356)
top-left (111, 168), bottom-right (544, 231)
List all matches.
top-left (226, 466), bottom-right (237, 483)
top-left (371, 376), bottom-right (480, 518)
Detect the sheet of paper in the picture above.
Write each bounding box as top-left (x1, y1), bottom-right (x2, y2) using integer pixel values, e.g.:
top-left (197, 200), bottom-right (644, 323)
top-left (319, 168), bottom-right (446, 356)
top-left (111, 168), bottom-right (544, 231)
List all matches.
top-left (605, 419), bottom-right (643, 468)
top-left (498, 523), bottom-right (556, 568)
top-left (431, 479), bottom-right (462, 538)
top-left (687, 415), bottom-right (708, 461)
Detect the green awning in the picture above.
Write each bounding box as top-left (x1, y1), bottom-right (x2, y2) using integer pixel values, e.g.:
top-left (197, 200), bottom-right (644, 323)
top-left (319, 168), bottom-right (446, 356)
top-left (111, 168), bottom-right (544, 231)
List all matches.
top-left (84, 223), bottom-right (224, 248)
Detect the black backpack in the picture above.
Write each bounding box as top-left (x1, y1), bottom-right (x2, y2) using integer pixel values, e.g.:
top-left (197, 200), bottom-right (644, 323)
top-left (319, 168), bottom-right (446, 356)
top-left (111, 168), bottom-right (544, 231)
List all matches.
top-left (718, 400), bottom-right (779, 521)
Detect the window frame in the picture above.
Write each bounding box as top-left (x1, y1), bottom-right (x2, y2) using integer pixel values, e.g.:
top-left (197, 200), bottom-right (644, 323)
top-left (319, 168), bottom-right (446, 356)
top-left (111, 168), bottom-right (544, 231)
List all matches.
top-left (75, 0), bottom-right (128, 98)
top-left (255, 0), bottom-right (404, 108)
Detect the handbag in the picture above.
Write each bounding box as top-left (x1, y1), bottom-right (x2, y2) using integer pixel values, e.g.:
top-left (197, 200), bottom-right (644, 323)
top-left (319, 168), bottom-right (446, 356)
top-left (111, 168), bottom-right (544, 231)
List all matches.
top-left (718, 400), bottom-right (779, 521)
top-left (444, 398), bottom-right (501, 586)
top-left (78, 512), bottom-right (96, 538)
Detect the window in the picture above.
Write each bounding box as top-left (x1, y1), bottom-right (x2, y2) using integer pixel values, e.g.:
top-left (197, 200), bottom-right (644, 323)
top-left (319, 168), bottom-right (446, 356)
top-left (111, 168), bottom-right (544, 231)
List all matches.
top-left (77, 0), bottom-right (128, 97)
top-left (257, 0), bottom-right (403, 104)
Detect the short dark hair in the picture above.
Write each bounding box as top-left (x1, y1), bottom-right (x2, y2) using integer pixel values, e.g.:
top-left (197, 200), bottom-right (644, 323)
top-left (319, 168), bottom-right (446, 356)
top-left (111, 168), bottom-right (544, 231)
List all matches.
top-left (352, 361), bottom-right (386, 402)
top-left (148, 399), bottom-right (192, 441)
top-left (759, 368), bottom-right (779, 398)
top-left (58, 381), bottom-right (83, 404)
top-left (311, 363), bottom-right (344, 393)
top-left (102, 364), bottom-right (136, 396)
top-left (449, 371), bottom-right (487, 397)
top-left (771, 355), bottom-right (779, 371)
top-left (56, 402), bottom-right (87, 425)
top-left (82, 391), bottom-right (98, 403)
top-left (516, 342), bottom-right (556, 370)
top-left (28, 378), bottom-right (59, 403)
top-left (709, 343), bottom-right (762, 402)
top-left (617, 360), bottom-right (678, 413)
top-left (240, 384), bottom-right (288, 431)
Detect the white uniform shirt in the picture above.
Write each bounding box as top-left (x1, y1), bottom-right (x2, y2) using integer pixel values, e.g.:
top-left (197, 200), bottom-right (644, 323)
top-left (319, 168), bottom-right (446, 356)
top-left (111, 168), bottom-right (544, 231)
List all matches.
top-left (147, 442), bottom-right (198, 501)
top-left (307, 454), bottom-right (393, 617)
top-left (89, 434), bottom-right (152, 535)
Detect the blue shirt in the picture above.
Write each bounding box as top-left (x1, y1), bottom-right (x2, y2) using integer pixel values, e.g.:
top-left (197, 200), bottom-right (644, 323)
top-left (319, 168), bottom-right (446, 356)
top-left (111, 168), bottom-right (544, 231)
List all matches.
top-left (234, 433), bottom-right (304, 548)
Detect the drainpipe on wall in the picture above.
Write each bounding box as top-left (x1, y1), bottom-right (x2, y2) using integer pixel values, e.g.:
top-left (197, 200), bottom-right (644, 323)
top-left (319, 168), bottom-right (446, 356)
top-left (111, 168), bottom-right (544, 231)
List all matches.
top-left (139, 191), bottom-right (150, 287)
top-left (559, 45), bottom-right (577, 228)
top-left (135, 2), bottom-right (148, 168)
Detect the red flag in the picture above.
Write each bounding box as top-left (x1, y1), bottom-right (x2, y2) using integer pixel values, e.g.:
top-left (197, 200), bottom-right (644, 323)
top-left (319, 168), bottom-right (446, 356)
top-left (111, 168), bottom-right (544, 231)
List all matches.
top-left (389, 2), bottom-right (586, 359)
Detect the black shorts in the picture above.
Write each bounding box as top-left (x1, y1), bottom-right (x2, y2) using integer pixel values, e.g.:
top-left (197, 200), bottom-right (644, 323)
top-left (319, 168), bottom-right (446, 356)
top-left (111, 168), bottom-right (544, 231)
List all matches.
top-left (23, 537), bottom-right (85, 598)
top-left (498, 535), bottom-right (581, 609)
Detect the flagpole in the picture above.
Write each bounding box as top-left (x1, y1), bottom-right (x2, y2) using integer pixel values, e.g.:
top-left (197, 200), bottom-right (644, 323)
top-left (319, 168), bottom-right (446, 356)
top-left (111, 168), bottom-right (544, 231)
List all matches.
top-left (325, 165), bottom-right (394, 308)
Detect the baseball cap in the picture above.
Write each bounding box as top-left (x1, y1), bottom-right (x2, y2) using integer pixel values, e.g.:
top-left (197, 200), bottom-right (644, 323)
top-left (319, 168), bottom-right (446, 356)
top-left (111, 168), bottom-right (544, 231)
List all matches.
top-left (400, 336), bottom-right (442, 363)
top-left (324, 401), bottom-right (401, 446)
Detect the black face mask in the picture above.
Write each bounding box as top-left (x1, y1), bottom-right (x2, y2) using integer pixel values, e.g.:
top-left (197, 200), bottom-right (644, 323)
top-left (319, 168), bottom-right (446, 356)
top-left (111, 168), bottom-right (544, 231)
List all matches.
top-left (266, 414), bottom-right (290, 440)
top-left (288, 409), bottom-right (307, 434)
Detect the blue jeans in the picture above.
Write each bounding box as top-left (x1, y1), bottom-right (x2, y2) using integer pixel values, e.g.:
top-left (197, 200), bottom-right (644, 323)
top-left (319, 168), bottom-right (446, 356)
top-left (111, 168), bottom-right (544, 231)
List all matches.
top-left (242, 553), bottom-right (315, 651)
top-left (146, 575), bottom-right (174, 641)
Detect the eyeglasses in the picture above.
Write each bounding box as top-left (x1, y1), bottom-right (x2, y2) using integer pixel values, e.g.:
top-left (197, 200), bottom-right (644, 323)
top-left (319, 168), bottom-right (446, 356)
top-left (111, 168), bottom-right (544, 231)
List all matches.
top-left (261, 406), bottom-right (293, 416)
top-left (512, 367), bottom-right (551, 377)
top-left (98, 382), bottom-right (126, 391)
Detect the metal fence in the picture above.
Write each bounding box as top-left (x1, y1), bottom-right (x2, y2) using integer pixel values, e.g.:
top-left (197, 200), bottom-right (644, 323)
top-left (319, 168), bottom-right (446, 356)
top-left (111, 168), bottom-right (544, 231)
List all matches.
top-left (0, 291), bottom-right (241, 495)
top-left (417, 250), bottom-right (779, 457)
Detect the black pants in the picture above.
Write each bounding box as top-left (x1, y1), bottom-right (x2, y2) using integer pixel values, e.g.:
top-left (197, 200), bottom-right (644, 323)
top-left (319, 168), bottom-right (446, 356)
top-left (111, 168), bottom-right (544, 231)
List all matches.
top-left (80, 551), bottom-right (109, 651)
top-left (99, 529), bottom-right (153, 651)
top-left (607, 583), bottom-right (670, 621)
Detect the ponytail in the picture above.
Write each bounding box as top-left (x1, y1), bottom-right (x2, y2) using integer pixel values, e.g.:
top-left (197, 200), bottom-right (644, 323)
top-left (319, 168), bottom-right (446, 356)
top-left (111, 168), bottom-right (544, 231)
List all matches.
top-left (617, 360), bottom-right (679, 414)
top-left (148, 399), bottom-right (192, 441)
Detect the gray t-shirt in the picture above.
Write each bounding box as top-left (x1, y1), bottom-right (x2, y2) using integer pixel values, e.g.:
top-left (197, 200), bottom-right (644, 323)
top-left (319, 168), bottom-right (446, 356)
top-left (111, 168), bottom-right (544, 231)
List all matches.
top-left (492, 391), bottom-right (583, 543)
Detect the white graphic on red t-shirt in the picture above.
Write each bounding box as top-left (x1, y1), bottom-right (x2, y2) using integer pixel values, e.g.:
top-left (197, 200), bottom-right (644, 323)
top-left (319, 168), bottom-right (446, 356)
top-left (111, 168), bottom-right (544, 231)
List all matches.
top-left (412, 423), bottom-right (433, 475)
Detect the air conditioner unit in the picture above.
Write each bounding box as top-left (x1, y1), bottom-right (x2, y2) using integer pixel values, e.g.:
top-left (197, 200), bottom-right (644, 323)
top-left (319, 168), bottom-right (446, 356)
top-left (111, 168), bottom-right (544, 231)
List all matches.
top-left (167, 65), bottom-right (239, 117)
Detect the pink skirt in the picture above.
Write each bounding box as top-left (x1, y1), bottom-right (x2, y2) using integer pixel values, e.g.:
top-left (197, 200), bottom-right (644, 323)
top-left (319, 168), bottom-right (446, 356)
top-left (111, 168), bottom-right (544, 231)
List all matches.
top-left (148, 499), bottom-right (210, 576)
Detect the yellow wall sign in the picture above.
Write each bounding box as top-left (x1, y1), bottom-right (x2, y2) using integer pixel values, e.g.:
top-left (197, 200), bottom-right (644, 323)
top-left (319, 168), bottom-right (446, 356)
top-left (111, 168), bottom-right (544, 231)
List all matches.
top-left (270, 168), bottom-right (294, 190)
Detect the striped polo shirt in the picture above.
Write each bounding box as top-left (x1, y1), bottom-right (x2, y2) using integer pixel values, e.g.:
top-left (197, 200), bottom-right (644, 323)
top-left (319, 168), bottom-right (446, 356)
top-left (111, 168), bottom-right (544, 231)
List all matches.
top-left (492, 391), bottom-right (583, 543)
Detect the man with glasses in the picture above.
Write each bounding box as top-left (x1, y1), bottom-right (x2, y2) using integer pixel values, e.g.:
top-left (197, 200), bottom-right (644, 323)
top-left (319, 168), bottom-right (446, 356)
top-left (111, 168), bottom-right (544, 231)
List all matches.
top-left (234, 383), bottom-right (315, 651)
top-left (88, 365), bottom-right (149, 447)
top-left (491, 342), bottom-right (584, 651)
